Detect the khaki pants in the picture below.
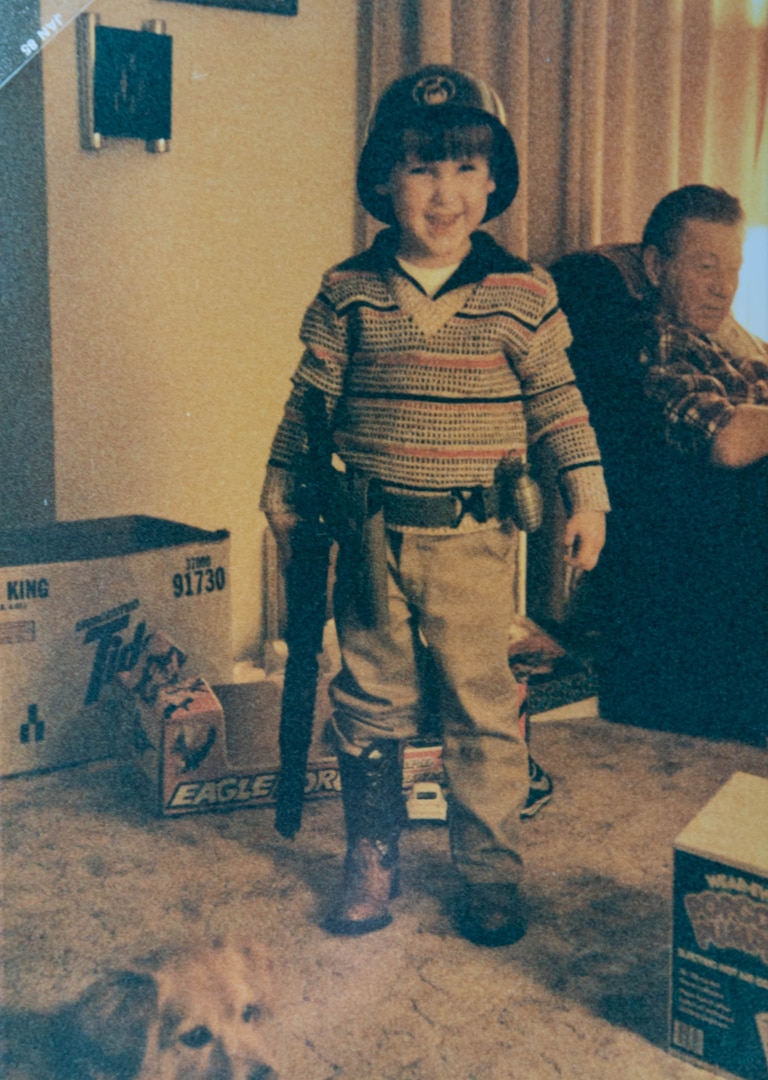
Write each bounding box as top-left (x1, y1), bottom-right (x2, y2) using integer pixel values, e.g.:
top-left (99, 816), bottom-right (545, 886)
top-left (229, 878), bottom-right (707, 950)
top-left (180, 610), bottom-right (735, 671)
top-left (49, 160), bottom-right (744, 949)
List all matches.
top-left (331, 524), bottom-right (527, 885)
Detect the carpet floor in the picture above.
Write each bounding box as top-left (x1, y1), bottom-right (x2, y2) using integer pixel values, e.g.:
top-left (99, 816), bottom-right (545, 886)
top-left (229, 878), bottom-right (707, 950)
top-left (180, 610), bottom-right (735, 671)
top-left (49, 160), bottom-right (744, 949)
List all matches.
top-left (2, 714), bottom-right (766, 1078)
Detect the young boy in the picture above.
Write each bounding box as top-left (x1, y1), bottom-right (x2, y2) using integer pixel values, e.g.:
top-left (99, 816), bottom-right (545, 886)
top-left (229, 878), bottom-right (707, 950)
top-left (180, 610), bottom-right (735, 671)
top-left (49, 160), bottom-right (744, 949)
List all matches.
top-left (261, 66), bottom-right (609, 946)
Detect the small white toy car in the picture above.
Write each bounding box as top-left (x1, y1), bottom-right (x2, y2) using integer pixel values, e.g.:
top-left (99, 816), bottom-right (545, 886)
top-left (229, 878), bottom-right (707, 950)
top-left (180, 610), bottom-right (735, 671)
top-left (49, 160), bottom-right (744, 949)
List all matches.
top-left (406, 781), bottom-right (448, 823)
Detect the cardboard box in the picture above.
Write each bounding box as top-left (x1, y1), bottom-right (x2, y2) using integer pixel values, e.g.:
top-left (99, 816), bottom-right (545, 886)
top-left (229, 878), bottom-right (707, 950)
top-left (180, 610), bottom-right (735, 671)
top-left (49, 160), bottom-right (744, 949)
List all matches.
top-left (119, 641), bottom-right (456, 819)
top-left (669, 772), bottom-right (768, 1080)
top-left (117, 640), bottom-right (339, 816)
top-left (402, 740), bottom-right (444, 790)
top-left (0, 516), bottom-right (231, 777)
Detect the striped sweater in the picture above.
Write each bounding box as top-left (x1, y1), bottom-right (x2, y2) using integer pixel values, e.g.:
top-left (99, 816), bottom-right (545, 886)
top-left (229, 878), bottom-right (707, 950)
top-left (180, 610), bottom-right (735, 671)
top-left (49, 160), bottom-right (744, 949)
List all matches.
top-left (261, 230), bottom-right (609, 524)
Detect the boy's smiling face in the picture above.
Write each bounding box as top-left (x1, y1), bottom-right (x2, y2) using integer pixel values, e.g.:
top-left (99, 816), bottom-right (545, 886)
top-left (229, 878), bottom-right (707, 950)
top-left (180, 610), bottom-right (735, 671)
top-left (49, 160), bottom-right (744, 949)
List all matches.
top-left (377, 153), bottom-right (496, 268)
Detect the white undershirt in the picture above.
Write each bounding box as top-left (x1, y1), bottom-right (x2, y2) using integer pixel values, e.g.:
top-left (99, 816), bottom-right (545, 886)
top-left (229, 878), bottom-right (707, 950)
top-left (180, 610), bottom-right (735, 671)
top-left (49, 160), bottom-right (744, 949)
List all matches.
top-left (396, 257), bottom-right (461, 298)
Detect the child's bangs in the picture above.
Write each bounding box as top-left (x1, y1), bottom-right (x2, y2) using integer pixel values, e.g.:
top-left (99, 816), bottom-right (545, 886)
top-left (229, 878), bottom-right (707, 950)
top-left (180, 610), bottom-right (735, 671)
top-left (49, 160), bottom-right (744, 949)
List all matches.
top-left (399, 123), bottom-right (494, 164)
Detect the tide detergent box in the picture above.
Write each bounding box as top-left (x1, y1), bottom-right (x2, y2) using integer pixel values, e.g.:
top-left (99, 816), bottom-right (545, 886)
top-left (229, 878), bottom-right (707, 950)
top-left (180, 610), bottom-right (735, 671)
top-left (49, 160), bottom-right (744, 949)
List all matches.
top-left (0, 516), bottom-right (231, 777)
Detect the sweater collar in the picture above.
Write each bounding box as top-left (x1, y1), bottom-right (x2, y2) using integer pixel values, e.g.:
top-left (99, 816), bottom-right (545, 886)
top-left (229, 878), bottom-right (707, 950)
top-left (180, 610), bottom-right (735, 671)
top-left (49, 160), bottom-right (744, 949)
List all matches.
top-left (369, 228), bottom-right (530, 297)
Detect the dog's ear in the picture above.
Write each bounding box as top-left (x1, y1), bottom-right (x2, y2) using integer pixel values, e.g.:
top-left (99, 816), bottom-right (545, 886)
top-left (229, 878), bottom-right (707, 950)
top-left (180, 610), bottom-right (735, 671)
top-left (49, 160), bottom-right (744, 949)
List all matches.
top-left (64, 971), bottom-right (158, 1079)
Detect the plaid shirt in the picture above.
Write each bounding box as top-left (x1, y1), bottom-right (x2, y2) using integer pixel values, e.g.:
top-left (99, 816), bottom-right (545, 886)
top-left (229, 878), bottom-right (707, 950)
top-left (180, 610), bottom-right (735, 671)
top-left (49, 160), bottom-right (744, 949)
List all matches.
top-left (640, 313), bottom-right (768, 458)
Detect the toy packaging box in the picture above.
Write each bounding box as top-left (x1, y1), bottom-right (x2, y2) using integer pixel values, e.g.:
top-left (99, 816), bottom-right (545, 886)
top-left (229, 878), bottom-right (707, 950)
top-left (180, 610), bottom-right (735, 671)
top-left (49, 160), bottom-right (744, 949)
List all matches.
top-left (116, 635), bottom-right (339, 816)
top-left (0, 516), bottom-right (231, 777)
top-left (402, 739), bottom-right (444, 790)
top-left (669, 771), bottom-right (768, 1080)
top-left (116, 634), bottom-right (453, 819)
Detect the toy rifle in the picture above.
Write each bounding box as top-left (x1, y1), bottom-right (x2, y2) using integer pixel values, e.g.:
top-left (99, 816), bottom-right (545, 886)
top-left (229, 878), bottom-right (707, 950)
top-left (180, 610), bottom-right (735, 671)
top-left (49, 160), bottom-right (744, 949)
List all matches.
top-left (274, 386), bottom-right (334, 840)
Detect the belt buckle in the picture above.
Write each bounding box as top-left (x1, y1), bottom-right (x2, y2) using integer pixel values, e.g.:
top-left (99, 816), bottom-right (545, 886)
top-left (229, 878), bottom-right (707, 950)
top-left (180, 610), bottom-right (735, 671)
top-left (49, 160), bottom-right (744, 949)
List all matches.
top-left (450, 487), bottom-right (488, 527)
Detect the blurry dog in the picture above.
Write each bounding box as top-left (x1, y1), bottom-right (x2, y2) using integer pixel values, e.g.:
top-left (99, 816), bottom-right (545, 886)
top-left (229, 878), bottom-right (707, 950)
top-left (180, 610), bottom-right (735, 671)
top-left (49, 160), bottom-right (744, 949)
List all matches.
top-left (1, 939), bottom-right (279, 1079)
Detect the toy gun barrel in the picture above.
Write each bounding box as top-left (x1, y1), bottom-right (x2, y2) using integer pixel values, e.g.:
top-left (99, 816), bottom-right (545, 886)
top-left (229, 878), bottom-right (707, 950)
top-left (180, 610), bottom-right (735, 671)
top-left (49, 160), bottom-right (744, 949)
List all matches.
top-left (274, 520), bottom-right (332, 839)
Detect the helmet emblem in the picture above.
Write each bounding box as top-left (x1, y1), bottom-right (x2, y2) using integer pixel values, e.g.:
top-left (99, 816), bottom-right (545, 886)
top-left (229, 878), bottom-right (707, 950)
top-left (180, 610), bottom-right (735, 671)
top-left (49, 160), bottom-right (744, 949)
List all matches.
top-left (412, 74), bottom-right (456, 108)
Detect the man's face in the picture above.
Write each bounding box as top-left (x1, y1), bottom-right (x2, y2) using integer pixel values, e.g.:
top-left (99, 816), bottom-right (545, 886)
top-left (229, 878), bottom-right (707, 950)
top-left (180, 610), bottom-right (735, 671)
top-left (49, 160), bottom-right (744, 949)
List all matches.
top-left (646, 218), bottom-right (744, 334)
top-left (377, 153), bottom-right (496, 267)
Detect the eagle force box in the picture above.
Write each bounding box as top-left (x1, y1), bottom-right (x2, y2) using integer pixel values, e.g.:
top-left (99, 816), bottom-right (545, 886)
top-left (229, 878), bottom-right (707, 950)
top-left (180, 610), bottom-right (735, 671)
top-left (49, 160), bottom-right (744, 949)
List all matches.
top-left (115, 640), bottom-right (340, 816)
top-left (669, 772), bottom-right (768, 1080)
top-left (0, 516), bottom-right (231, 777)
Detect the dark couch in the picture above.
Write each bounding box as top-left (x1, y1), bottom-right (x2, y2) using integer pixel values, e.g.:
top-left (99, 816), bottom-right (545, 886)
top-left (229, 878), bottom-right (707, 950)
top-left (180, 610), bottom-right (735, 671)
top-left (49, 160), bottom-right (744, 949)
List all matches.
top-left (550, 245), bottom-right (767, 744)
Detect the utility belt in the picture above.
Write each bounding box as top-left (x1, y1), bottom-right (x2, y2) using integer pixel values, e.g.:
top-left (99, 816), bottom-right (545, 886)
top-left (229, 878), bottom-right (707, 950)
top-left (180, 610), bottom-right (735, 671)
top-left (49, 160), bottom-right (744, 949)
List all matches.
top-left (330, 464), bottom-right (541, 535)
top-left (328, 465), bottom-right (542, 631)
top-left (379, 484), bottom-right (500, 530)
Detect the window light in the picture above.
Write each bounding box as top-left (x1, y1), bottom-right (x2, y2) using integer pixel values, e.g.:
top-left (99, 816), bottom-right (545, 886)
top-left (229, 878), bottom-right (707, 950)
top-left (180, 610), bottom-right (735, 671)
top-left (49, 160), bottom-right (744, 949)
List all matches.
top-left (732, 225), bottom-right (768, 342)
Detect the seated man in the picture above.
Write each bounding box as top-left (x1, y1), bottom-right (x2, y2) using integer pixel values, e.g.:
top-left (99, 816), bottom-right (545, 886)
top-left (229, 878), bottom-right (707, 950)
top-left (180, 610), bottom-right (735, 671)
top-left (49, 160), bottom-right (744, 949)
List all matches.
top-left (552, 185), bottom-right (767, 743)
top-left (640, 185), bottom-right (768, 469)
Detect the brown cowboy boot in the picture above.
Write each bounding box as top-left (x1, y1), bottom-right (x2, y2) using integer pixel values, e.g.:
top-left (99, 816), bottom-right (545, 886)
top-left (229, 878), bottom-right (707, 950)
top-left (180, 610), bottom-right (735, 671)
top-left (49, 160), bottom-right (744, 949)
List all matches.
top-left (325, 740), bottom-right (405, 936)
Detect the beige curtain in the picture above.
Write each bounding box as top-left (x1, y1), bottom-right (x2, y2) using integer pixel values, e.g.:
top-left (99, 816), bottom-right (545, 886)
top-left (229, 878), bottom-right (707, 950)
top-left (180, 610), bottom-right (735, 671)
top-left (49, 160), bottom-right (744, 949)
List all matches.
top-left (357, 0), bottom-right (768, 262)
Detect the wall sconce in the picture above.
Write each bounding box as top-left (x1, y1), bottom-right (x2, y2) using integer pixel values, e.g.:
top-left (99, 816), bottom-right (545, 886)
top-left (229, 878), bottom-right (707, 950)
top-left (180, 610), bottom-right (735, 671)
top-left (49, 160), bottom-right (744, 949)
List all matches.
top-left (76, 13), bottom-right (173, 153)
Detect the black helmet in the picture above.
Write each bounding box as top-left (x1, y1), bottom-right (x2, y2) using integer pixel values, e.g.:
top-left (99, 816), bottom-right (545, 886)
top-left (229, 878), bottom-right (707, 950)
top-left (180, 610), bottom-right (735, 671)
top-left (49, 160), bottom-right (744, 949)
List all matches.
top-left (357, 65), bottom-right (519, 226)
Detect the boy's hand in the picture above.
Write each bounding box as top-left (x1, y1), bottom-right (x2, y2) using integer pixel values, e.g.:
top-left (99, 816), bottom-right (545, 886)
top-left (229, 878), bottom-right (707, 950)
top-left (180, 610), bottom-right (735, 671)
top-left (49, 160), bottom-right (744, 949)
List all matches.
top-left (563, 510), bottom-right (606, 571)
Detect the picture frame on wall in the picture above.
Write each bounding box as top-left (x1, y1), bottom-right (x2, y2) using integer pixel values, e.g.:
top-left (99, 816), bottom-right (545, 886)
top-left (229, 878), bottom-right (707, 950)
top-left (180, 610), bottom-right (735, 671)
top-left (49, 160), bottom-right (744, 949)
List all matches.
top-left (162, 0), bottom-right (296, 11)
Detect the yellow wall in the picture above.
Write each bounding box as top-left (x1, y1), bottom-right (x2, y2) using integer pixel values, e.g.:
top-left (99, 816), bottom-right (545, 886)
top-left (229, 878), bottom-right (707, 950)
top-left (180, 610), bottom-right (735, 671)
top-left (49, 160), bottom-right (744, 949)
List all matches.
top-left (41, 0), bottom-right (358, 662)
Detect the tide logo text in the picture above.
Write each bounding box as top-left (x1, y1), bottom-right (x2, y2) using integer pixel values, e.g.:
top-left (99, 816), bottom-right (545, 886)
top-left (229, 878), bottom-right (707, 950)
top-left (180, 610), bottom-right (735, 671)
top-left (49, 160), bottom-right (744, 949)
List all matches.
top-left (82, 617), bottom-right (150, 706)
